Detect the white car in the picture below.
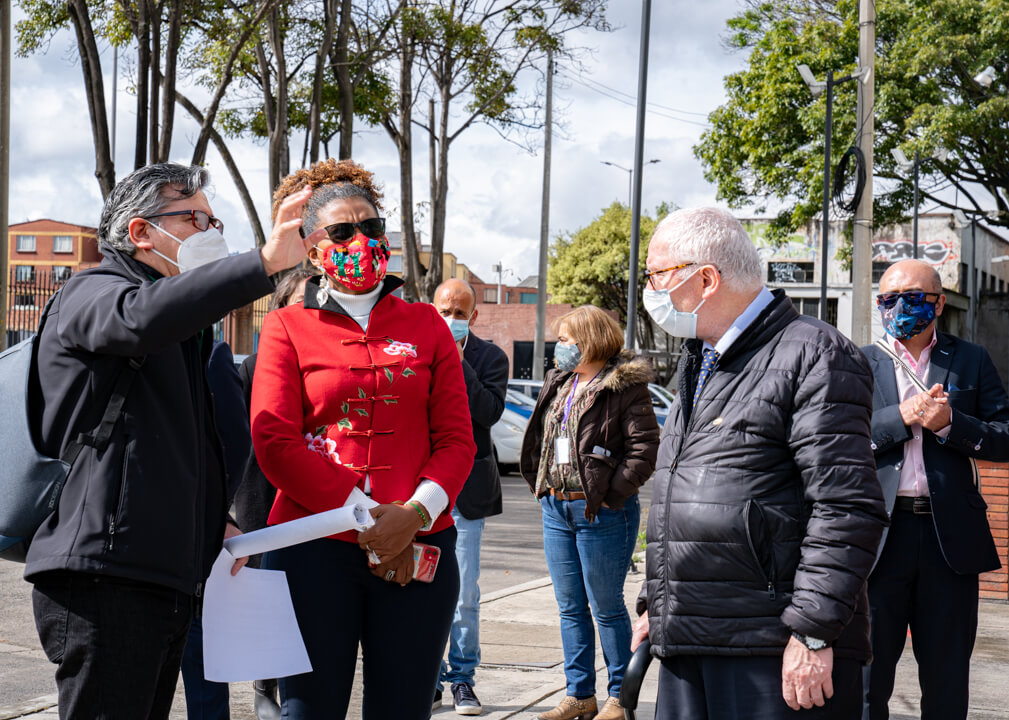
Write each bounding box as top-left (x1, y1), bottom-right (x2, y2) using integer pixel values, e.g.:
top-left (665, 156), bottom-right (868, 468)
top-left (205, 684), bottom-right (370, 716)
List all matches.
top-left (491, 406), bottom-right (528, 473)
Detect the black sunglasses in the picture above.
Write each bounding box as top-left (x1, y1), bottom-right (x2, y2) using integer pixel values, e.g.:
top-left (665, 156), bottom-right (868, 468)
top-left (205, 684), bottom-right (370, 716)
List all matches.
top-left (876, 291), bottom-right (941, 309)
top-left (300, 217), bottom-right (386, 242)
top-left (144, 209), bottom-right (224, 233)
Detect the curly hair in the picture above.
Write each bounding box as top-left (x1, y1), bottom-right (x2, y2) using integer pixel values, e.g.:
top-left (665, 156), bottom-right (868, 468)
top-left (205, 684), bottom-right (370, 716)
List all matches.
top-left (271, 159), bottom-right (384, 235)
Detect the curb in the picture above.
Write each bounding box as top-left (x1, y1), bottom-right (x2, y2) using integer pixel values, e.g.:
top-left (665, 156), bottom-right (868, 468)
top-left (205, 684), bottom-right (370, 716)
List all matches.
top-left (480, 576), bottom-right (553, 605)
top-left (0, 695), bottom-right (57, 720)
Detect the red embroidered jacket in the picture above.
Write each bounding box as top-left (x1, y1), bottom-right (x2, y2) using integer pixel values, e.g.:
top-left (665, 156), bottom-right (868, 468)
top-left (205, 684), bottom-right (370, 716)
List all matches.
top-left (251, 276), bottom-right (476, 542)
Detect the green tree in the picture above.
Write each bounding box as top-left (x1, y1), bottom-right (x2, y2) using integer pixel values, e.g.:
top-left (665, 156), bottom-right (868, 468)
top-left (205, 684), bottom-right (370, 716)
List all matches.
top-left (548, 202), bottom-right (671, 352)
top-left (694, 0), bottom-right (1009, 244)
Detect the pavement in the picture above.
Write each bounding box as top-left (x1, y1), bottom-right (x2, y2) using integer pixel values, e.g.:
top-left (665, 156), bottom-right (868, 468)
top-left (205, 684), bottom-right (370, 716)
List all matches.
top-left (3, 568), bottom-right (1009, 719)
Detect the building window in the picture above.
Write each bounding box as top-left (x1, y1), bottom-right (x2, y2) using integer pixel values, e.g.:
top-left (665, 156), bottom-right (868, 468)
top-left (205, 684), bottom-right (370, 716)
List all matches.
top-left (387, 254), bottom-right (403, 273)
top-left (871, 262), bottom-right (893, 284)
top-left (519, 292), bottom-right (537, 304)
top-left (16, 235), bottom-right (36, 252)
top-left (14, 265), bottom-right (34, 282)
top-left (13, 293), bottom-right (35, 309)
top-left (53, 235), bottom-right (73, 253)
top-left (483, 288), bottom-right (497, 303)
top-left (790, 297), bottom-right (839, 327)
top-left (767, 261), bottom-right (815, 283)
top-left (53, 266), bottom-right (73, 282)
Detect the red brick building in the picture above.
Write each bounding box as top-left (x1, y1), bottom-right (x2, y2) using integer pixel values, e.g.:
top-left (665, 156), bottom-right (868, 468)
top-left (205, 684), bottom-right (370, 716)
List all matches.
top-left (980, 461), bottom-right (1009, 601)
top-left (6, 220), bottom-right (101, 342)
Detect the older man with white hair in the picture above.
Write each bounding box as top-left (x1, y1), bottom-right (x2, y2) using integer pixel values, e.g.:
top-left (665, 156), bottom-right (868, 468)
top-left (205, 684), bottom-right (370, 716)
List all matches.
top-left (630, 207), bottom-right (888, 719)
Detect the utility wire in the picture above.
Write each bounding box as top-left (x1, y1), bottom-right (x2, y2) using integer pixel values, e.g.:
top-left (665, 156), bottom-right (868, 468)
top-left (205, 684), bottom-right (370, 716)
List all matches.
top-left (558, 70), bottom-right (713, 128)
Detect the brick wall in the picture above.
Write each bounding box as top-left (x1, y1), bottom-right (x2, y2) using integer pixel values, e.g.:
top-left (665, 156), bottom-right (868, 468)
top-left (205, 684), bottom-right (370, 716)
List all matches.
top-left (980, 460), bottom-right (1009, 600)
top-left (470, 304), bottom-right (573, 376)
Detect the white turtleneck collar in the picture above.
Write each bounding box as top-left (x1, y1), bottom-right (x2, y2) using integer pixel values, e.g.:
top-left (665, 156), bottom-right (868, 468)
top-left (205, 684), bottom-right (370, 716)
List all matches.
top-left (324, 281), bottom-right (384, 331)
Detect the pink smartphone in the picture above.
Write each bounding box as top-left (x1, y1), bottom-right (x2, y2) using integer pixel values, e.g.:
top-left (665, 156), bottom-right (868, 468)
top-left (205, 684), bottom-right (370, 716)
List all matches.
top-left (412, 543), bottom-right (441, 583)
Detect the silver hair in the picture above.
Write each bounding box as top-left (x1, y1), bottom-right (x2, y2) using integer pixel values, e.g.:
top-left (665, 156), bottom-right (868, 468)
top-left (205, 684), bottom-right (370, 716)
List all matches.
top-left (649, 207), bottom-right (762, 291)
top-left (302, 183), bottom-right (380, 235)
top-left (98, 164), bottom-right (210, 255)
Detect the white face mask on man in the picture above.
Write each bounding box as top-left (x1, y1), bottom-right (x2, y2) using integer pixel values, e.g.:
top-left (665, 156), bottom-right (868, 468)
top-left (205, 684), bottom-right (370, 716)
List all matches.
top-left (149, 224), bottom-right (230, 273)
top-left (642, 267), bottom-right (706, 338)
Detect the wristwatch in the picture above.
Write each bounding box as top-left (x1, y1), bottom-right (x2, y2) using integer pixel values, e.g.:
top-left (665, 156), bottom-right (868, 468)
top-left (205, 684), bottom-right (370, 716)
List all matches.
top-left (791, 631), bottom-right (828, 651)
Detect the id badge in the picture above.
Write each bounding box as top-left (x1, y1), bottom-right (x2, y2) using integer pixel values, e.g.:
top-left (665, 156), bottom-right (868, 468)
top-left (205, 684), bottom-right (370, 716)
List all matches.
top-left (555, 437), bottom-right (571, 464)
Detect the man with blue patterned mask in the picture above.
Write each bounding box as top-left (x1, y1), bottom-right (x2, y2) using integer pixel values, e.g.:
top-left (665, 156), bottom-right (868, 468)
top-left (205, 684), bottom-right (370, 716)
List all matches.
top-left (861, 258), bottom-right (1009, 720)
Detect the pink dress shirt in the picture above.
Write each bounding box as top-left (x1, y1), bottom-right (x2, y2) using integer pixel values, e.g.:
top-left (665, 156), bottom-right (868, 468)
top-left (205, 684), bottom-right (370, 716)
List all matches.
top-left (888, 330), bottom-right (952, 497)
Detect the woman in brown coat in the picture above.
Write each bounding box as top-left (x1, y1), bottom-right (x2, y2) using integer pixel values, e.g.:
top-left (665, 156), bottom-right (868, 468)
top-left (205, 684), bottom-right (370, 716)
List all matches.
top-left (519, 305), bottom-right (660, 720)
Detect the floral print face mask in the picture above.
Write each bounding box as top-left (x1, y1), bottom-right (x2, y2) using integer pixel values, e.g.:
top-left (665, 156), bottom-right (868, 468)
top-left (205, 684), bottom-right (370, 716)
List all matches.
top-left (317, 234), bottom-right (391, 292)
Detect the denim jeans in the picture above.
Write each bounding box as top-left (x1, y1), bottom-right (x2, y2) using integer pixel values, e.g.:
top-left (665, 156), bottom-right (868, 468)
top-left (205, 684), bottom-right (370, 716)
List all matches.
top-left (541, 494), bottom-right (640, 698)
top-left (440, 508), bottom-right (485, 688)
top-left (181, 610), bottom-right (231, 720)
top-left (31, 571), bottom-right (193, 720)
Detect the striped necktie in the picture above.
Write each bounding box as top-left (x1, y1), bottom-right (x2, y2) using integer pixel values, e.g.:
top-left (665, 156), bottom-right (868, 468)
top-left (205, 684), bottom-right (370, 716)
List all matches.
top-left (693, 348), bottom-right (720, 407)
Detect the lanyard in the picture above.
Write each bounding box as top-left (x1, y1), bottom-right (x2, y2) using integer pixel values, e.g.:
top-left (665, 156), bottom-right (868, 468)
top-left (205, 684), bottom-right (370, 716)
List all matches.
top-left (560, 368), bottom-right (603, 432)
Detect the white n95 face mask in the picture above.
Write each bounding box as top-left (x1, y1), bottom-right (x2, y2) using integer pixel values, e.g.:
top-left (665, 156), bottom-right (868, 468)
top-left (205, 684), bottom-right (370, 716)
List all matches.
top-left (642, 267), bottom-right (706, 338)
top-left (151, 225), bottom-right (230, 273)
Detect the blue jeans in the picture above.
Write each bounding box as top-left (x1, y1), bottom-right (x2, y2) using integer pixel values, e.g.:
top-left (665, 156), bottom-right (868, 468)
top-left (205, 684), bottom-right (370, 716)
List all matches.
top-left (182, 611), bottom-right (231, 720)
top-left (440, 508), bottom-right (485, 688)
top-left (542, 494), bottom-right (640, 699)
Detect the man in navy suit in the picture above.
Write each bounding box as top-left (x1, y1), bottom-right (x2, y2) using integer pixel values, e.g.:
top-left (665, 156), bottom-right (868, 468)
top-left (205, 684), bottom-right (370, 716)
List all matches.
top-left (861, 259), bottom-right (1009, 719)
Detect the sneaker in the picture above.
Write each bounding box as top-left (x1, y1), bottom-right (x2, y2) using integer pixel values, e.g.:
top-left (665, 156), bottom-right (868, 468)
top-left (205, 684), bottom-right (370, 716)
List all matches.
top-left (433, 687), bottom-right (443, 712)
top-left (451, 682), bottom-right (483, 716)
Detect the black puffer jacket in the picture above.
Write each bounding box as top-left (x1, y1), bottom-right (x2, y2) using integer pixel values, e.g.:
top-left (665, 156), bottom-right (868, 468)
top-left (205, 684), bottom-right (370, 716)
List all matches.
top-left (640, 290), bottom-right (887, 661)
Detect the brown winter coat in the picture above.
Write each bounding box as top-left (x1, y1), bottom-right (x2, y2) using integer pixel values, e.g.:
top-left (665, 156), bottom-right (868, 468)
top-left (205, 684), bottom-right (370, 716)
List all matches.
top-left (519, 351), bottom-right (661, 520)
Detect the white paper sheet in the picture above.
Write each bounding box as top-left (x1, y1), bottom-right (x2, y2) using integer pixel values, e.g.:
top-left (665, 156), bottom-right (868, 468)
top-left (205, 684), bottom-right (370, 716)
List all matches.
top-left (203, 499), bottom-right (377, 682)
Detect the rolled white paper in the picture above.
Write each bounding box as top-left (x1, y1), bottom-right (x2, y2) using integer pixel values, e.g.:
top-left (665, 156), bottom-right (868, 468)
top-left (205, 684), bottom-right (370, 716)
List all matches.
top-left (223, 503), bottom-right (375, 558)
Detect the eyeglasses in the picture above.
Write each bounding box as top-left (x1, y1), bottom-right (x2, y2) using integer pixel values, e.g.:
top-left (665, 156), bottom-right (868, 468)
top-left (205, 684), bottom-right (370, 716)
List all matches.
top-left (300, 218), bottom-right (386, 243)
top-left (876, 291), bottom-right (941, 309)
top-left (642, 262), bottom-right (695, 290)
top-left (144, 209), bottom-right (224, 233)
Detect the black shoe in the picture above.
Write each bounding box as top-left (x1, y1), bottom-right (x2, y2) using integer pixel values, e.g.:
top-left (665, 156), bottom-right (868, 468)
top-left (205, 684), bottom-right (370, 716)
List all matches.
top-left (451, 683), bottom-right (482, 716)
top-left (254, 678), bottom-right (282, 720)
top-left (433, 687), bottom-right (443, 712)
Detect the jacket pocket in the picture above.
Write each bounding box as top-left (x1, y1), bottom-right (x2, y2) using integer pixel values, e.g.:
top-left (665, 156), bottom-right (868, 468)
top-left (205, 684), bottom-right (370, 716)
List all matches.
top-left (106, 438), bottom-right (134, 552)
top-left (744, 499), bottom-right (776, 600)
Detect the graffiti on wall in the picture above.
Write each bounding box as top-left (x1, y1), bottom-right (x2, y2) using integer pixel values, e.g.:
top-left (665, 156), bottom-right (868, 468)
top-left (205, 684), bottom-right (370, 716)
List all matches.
top-left (871, 238), bottom-right (959, 266)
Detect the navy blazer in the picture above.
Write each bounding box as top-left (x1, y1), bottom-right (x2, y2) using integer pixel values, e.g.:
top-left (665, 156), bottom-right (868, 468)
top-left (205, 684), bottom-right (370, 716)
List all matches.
top-left (862, 332), bottom-right (1009, 575)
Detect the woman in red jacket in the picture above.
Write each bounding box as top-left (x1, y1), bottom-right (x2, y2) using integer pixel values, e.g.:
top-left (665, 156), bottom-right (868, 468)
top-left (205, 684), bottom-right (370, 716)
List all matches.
top-left (250, 159), bottom-right (475, 719)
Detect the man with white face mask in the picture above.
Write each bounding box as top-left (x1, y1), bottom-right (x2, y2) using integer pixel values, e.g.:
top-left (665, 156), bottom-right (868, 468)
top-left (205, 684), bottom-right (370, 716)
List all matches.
top-left (631, 207), bottom-right (887, 720)
top-left (430, 279), bottom-right (508, 716)
top-left (24, 163), bottom-right (321, 720)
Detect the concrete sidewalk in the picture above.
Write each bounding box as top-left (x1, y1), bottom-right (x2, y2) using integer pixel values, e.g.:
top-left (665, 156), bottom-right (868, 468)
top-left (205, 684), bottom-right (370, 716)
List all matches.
top-left (5, 571), bottom-right (1009, 719)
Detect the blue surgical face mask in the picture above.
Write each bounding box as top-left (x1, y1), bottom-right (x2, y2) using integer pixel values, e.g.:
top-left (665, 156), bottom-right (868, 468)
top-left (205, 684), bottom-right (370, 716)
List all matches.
top-left (443, 314), bottom-right (472, 343)
top-left (554, 341), bottom-right (582, 372)
top-left (642, 268), bottom-right (706, 338)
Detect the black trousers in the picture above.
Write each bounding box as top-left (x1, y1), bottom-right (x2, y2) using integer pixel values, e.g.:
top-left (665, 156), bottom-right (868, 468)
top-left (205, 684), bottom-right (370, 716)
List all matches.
top-left (655, 654), bottom-right (863, 719)
top-left (31, 571), bottom-right (193, 720)
top-left (863, 507), bottom-right (979, 720)
top-left (263, 527), bottom-right (459, 720)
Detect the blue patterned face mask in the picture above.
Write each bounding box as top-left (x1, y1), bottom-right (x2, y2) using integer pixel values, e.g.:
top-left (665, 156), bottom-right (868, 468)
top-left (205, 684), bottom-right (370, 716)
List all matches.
top-left (877, 292), bottom-right (938, 340)
top-left (553, 342), bottom-right (582, 372)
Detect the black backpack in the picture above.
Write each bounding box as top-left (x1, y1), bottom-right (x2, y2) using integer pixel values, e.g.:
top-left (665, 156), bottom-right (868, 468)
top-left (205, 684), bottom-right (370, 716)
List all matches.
top-left (0, 291), bottom-right (143, 562)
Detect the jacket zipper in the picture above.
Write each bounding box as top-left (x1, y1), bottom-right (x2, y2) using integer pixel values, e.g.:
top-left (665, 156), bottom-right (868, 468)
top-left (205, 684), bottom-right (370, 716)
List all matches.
top-left (107, 439), bottom-right (134, 552)
top-left (744, 499), bottom-right (776, 600)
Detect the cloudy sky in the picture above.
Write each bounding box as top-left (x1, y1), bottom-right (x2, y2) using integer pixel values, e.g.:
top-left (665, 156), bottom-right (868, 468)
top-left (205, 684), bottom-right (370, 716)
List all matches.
top-left (8, 1), bottom-right (749, 282)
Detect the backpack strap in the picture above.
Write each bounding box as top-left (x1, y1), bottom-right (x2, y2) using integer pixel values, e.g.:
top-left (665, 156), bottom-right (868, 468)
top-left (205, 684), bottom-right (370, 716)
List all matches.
top-left (34, 290), bottom-right (146, 467)
top-left (873, 338), bottom-right (931, 393)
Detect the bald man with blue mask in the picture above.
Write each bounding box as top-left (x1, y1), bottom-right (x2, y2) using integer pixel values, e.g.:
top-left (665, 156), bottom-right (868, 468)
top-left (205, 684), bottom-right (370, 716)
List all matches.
top-left (431, 279), bottom-right (509, 716)
top-left (861, 259), bottom-right (1009, 720)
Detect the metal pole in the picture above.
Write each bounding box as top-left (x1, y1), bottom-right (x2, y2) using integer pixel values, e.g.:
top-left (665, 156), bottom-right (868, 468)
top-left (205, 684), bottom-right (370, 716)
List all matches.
top-left (625, 0), bottom-right (652, 351)
top-left (820, 71), bottom-right (833, 323)
top-left (969, 219), bottom-right (976, 343)
top-left (912, 150), bottom-right (919, 259)
top-left (532, 50), bottom-right (552, 381)
top-left (0, 0), bottom-right (10, 350)
top-left (111, 46), bottom-right (118, 165)
top-left (627, 169), bottom-right (632, 209)
top-left (496, 263), bottom-right (503, 305)
top-left (850, 0), bottom-right (876, 345)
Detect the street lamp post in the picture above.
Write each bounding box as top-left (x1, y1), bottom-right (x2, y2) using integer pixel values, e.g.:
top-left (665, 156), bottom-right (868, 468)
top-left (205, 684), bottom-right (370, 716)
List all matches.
top-left (798, 64), bottom-right (869, 323)
top-left (601, 159), bottom-right (660, 208)
top-left (891, 146), bottom-right (948, 259)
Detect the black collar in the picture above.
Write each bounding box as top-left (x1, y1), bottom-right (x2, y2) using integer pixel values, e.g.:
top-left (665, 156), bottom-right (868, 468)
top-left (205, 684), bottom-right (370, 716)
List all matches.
top-left (303, 275), bottom-right (405, 317)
